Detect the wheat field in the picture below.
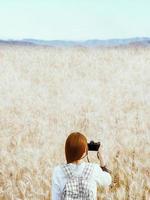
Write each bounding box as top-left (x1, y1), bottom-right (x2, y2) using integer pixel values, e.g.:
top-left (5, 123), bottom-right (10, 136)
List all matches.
top-left (0, 44), bottom-right (149, 200)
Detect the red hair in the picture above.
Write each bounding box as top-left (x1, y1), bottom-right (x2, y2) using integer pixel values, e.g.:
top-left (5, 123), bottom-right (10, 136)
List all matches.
top-left (65, 132), bottom-right (88, 163)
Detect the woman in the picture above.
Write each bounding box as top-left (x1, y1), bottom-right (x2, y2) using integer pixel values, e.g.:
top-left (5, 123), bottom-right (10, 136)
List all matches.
top-left (52, 132), bottom-right (112, 200)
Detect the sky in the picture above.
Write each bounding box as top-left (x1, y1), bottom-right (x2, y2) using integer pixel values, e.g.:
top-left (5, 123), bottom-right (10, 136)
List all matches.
top-left (0, 0), bottom-right (150, 40)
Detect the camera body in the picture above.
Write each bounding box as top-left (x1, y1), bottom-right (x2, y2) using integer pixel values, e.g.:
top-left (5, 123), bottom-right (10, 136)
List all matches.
top-left (88, 141), bottom-right (100, 151)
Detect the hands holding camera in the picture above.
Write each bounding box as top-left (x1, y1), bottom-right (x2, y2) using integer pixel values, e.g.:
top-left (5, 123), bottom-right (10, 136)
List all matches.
top-left (88, 141), bottom-right (111, 173)
top-left (88, 141), bottom-right (105, 166)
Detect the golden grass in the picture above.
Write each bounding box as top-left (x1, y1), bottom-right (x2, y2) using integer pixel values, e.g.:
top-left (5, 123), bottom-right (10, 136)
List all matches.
top-left (0, 44), bottom-right (150, 199)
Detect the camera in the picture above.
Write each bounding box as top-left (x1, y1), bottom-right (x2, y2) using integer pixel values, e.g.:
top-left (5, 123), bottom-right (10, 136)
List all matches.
top-left (88, 141), bottom-right (100, 151)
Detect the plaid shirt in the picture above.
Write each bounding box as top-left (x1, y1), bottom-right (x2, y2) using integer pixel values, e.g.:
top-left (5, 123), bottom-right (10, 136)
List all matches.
top-left (61, 163), bottom-right (94, 200)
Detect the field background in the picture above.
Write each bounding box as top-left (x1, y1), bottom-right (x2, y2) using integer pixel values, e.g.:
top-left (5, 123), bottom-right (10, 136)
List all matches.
top-left (0, 44), bottom-right (149, 199)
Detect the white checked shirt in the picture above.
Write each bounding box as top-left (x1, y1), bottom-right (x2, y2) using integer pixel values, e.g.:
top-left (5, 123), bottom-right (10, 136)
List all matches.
top-left (52, 162), bottom-right (112, 200)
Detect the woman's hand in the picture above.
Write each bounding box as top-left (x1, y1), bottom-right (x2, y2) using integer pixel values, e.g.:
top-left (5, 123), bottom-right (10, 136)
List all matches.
top-left (97, 144), bottom-right (106, 167)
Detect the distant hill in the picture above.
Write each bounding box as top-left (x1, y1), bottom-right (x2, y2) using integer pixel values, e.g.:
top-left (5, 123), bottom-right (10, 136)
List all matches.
top-left (0, 37), bottom-right (150, 47)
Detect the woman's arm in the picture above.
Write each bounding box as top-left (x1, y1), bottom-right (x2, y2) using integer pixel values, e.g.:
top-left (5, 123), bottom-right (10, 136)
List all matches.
top-left (51, 166), bottom-right (62, 200)
top-left (97, 151), bottom-right (112, 174)
top-left (97, 144), bottom-right (111, 174)
top-left (93, 163), bottom-right (112, 186)
top-left (93, 145), bottom-right (112, 186)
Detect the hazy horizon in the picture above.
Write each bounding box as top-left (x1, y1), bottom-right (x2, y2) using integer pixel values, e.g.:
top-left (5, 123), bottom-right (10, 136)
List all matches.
top-left (0, 0), bottom-right (150, 40)
top-left (1, 36), bottom-right (150, 42)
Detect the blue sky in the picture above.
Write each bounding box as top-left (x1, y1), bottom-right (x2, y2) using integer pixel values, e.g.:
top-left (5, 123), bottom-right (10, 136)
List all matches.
top-left (0, 0), bottom-right (150, 40)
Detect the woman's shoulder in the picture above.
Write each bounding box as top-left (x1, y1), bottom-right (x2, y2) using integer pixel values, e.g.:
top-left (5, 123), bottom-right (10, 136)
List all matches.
top-left (84, 162), bottom-right (101, 170)
top-left (53, 164), bottom-right (65, 173)
top-left (91, 162), bottom-right (101, 169)
top-left (84, 163), bottom-right (104, 176)
top-left (52, 164), bottom-right (66, 178)
top-left (52, 164), bottom-right (69, 185)
top-left (53, 162), bottom-right (101, 174)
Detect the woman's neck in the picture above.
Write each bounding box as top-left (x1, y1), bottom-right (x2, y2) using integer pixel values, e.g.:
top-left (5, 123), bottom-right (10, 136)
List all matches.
top-left (71, 160), bottom-right (82, 164)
